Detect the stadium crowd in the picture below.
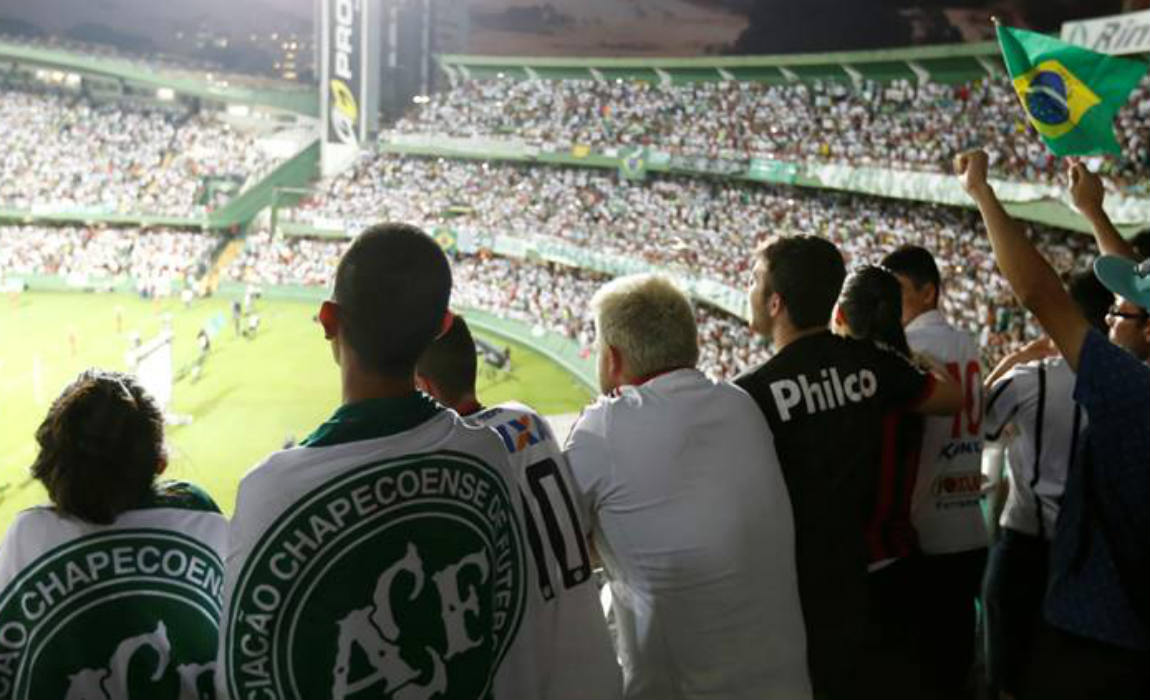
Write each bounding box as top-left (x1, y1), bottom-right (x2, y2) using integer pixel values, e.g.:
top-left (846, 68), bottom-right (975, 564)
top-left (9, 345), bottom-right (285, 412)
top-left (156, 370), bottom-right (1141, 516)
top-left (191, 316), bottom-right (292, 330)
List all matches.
top-left (0, 225), bottom-right (216, 286)
top-left (0, 137), bottom-right (1148, 700)
top-left (397, 75), bottom-right (1150, 190)
top-left (2, 152), bottom-right (1147, 700)
top-left (291, 154), bottom-right (1097, 364)
top-left (0, 30), bottom-right (1149, 696)
top-left (227, 234), bottom-right (767, 380)
top-left (0, 84), bottom-right (278, 217)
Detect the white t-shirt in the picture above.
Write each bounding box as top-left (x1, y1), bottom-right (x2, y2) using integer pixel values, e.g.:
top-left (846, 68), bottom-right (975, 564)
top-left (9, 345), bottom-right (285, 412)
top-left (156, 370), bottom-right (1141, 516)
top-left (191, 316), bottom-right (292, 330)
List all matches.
top-left (218, 396), bottom-right (547, 700)
top-left (470, 401), bottom-right (622, 700)
top-left (984, 357), bottom-right (1084, 538)
top-left (565, 369), bottom-right (811, 700)
top-left (0, 482), bottom-right (227, 700)
top-left (906, 310), bottom-right (989, 554)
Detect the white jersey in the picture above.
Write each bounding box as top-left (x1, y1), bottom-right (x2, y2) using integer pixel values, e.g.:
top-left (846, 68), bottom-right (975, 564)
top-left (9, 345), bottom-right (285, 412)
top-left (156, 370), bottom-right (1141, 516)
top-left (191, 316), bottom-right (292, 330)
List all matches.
top-left (218, 396), bottom-right (548, 700)
top-left (565, 369), bottom-right (811, 700)
top-left (984, 357), bottom-right (1084, 539)
top-left (470, 401), bottom-right (622, 700)
top-left (906, 310), bottom-right (988, 554)
top-left (0, 482), bottom-right (227, 700)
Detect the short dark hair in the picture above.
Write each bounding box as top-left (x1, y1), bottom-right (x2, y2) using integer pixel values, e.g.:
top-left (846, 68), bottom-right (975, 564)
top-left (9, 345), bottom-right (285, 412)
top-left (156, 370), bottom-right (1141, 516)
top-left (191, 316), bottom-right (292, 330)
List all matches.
top-left (415, 314), bottom-right (478, 407)
top-left (32, 370), bottom-right (164, 524)
top-left (881, 245), bottom-right (942, 300)
top-left (333, 223), bottom-right (452, 377)
top-left (759, 235), bottom-right (846, 330)
top-left (1130, 231), bottom-right (1150, 261)
top-left (1068, 269), bottom-right (1114, 334)
top-left (839, 265), bottom-right (911, 356)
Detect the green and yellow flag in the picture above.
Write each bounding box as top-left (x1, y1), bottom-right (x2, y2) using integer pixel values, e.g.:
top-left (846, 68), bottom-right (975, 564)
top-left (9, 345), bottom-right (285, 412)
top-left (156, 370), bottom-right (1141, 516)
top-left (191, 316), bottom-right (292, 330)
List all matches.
top-left (996, 24), bottom-right (1147, 156)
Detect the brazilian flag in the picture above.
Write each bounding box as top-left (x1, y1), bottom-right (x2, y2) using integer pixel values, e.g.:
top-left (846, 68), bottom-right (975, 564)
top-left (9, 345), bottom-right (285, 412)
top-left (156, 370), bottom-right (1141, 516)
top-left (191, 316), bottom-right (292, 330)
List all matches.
top-left (619, 147), bottom-right (648, 181)
top-left (997, 24), bottom-right (1147, 156)
top-left (433, 226), bottom-right (457, 255)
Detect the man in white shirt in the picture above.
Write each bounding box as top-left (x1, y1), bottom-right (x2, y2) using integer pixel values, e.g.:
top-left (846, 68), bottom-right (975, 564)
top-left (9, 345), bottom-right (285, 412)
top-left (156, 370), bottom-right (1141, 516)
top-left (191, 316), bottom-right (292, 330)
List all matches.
top-left (415, 313), bottom-right (622, 700)
top-left (565, 273), bottom-right (811, 699)
top-left (882, 245), bottom-right (987, 697)
top-left (219, 224), bottom-right (548, 700)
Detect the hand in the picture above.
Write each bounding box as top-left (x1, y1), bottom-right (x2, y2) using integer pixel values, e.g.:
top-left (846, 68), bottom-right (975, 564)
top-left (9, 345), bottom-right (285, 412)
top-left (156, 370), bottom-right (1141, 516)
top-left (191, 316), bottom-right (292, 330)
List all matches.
top-left (1068, 161), bottom-right (1105, 218)
top-left (955, 150), bottom-right (992, 198)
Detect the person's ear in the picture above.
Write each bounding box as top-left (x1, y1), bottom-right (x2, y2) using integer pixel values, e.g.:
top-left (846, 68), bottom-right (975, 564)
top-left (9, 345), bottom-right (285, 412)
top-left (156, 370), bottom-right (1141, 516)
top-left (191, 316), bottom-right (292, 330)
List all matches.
top-left (156, 453), bottom-right (168, 476)
top-left (436, 311), bottom-right (455, 340)
top-left (833, 304), bottom-right (847, 332)
top-left (926, 282), bottom-right (940, 308)
top-left (768, 291), bottom-right (784, 318)
top-left (608, 344), bottom-right (627, 384)
top-left (318, 301), bottom-right (339, 340)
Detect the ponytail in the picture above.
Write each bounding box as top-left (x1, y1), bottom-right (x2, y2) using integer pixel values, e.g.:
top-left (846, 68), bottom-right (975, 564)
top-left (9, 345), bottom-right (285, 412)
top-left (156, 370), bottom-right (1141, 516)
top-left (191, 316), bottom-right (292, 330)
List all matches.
top-left (839, 265), bottom-right (912, 357)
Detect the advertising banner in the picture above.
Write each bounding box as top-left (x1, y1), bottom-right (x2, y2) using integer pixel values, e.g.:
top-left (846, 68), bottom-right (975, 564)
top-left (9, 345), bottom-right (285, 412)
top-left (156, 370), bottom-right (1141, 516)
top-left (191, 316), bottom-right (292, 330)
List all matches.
top-left (321, 0), bottom-right (367, 147)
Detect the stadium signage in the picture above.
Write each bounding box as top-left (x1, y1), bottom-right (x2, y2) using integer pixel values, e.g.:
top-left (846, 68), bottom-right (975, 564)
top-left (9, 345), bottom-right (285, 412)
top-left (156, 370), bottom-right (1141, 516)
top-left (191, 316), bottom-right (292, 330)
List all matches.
top-left (1062, 10), bottom-right (1150, 56)
top-left (0, 531), bottom-right (222, 700)
top-left (225, 454), bottom-right (527, 700)
top-left (322, 0), bottom-right (364, 145)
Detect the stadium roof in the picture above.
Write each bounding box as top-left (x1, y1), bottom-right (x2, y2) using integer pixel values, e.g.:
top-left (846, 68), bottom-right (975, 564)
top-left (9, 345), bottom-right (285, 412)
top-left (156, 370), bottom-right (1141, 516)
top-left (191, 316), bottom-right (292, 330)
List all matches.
top-left (0, 38), bottom-right (317, 115)
top-left (439, 41), bottom-right (1005, 85)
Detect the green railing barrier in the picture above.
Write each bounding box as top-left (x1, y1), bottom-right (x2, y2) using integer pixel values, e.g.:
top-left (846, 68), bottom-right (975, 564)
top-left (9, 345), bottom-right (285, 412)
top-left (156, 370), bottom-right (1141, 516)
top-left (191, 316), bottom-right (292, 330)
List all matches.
top-left (375, 136), bottom-right (1149, 237)
top-left (439, 41), bottom-right (1003, 85)
top-left (212, 140), bottom-right (321, 229)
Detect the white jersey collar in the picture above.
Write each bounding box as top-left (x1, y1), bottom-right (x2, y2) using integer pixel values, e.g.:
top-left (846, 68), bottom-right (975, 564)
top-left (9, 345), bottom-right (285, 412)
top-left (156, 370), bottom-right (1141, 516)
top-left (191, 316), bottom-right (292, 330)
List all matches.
top-left (906, 309), bottom-right (949, 333)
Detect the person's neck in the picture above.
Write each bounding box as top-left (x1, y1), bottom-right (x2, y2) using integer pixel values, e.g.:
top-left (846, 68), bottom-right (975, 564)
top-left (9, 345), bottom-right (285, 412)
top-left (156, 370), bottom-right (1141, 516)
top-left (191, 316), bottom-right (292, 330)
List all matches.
top-left (341, 367), bottom-right (416, 405)
top-left (772, 323), bottom-right (826, 353)
top-left (453, 394), bottom-right (484, 417)
top-left (910, 306), bottom-right (939, 325)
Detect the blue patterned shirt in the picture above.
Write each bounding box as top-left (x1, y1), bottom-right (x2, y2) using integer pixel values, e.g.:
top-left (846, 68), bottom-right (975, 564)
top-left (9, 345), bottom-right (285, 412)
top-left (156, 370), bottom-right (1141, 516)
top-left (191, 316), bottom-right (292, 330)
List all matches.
top-left (1045, 330), bottom-right (1150, 650)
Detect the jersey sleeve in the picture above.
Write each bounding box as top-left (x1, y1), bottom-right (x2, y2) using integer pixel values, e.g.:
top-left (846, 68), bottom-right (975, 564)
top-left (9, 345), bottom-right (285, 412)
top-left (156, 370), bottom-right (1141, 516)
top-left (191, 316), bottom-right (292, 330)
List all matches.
top-left (562, 401), bottom-right (614, 515)
top-left (0, 511), bottom-right (32, 590)
top-left (871, 342), bottom-right (932, 410)
top-left (983, 364), bottom-right (1031, 441)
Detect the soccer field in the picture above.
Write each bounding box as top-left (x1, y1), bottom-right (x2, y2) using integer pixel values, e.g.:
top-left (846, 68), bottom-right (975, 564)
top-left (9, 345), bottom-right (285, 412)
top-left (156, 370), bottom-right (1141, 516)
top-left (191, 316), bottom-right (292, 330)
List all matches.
top-left (0, 291), bottom-right (593, 531)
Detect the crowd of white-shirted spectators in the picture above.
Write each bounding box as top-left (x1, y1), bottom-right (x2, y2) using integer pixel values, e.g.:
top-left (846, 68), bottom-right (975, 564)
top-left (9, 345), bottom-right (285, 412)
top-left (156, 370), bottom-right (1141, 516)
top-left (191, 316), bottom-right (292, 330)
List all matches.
top-left (291, 153), bottom-right (1094, 361)
top-left (395, 76), bottom-right (1150, 191)
top-left (0, 225), bottom-right (217, 286)
top-left (0, 85), bottom-right (279, 217)
top-left (227, 236), bottom-right (767, 380)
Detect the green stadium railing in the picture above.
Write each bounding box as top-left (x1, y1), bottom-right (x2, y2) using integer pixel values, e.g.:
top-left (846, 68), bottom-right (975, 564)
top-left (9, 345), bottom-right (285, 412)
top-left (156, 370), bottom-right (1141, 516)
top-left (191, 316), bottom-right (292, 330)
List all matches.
top-left (11, 274), bottom-right (184, 294)
top-left (375, 135), bottom-right (1150, 237)
top-left (212, 281), bottom-right (597, 391)
top-left (439, 41), bottom-right (1004, 86)
top-left (458, 310), bottom-right (597, 393)
top-left (213, 140), bottom-right (321, 229)
top-left (0, 140), bottom-right (321, 232)
top-left (0, 207), bottom-right (212, 229)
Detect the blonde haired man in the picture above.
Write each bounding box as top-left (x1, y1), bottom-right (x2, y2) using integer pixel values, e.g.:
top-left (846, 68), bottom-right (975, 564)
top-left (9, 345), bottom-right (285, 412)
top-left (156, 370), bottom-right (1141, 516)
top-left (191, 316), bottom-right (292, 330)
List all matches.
top-left (565, 274), bottom-right (811, 699)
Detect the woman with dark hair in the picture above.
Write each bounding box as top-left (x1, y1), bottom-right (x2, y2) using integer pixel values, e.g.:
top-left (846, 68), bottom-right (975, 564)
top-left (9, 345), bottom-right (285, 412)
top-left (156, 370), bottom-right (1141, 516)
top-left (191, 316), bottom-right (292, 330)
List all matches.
top-left (0, 369), bottom-right (226, 700)
top-left (833, 265), bottom-right (929, 698)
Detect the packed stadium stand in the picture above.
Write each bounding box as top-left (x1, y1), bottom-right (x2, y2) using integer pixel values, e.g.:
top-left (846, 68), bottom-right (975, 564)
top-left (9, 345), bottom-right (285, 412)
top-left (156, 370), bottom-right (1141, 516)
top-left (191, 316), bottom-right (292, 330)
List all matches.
top-left (1, 39), bottom-right (1142, 377)
top-left (394, 74), bottom-right (1150, 191)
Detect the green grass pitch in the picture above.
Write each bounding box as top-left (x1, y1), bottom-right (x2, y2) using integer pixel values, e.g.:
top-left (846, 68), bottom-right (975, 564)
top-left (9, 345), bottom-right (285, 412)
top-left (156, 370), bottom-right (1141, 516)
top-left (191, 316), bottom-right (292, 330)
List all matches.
top-left (0, 291), bottom-right (593, 531)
